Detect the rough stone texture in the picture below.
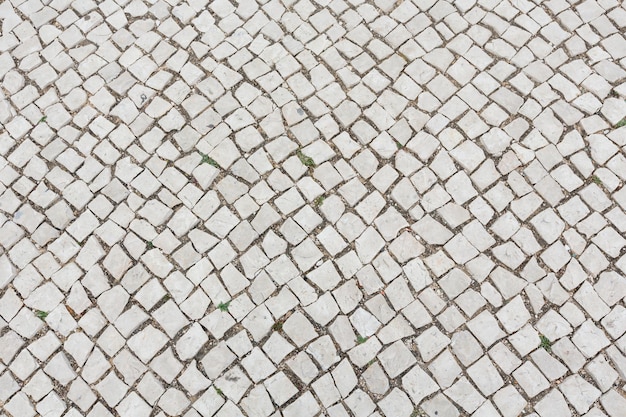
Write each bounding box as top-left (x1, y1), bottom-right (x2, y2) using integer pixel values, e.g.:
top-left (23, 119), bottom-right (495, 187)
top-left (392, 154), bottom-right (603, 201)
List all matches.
top-left (0, 0), bottom-right (625, 416)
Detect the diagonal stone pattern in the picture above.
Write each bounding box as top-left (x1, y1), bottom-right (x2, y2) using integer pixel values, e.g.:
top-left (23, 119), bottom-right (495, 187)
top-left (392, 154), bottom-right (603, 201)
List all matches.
top-left (1, 0), bottom-right (626, 416)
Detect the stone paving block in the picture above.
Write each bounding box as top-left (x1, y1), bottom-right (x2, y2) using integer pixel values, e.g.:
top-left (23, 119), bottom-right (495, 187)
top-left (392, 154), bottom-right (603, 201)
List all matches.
top-left (416, 326), bottom-right (450, 362)
top-left (444, 376), bottom-right (485, 414)
top-left (378, 340), bottom-right (416, 378)
top-left (601, 389), bottom-right (626, 417)
top-left (467, 356), bottom-right (504, 397)
top-left (451, 330), bottom-right (484, 367)
top-left (467, 311), bottom-right (506, 349)
top-left (513, 361), bottom-right (550, 398)
top-left (572, 320), bottom-right (611, 358)
top-left (534, 389), bottom-right (571, 417)
top-left (552, 338), bottom-right (587, 373)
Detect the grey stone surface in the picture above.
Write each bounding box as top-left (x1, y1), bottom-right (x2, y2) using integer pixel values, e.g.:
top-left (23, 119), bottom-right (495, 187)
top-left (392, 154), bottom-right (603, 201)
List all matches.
top-left (1, 1), bottom-right (625, 416)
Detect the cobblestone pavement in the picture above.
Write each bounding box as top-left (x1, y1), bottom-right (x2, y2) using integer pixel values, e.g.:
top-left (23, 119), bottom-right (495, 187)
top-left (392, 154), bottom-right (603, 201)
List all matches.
top-left (1, 0), bottom-right (626, 416)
